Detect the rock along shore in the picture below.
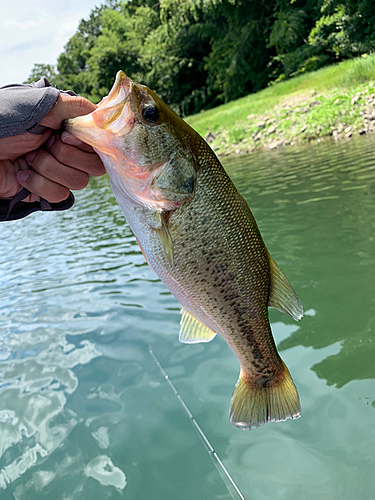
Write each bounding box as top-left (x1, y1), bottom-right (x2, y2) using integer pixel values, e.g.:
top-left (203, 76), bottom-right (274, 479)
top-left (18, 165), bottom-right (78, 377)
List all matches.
top-left (205, 81), bottom-right (375, 157)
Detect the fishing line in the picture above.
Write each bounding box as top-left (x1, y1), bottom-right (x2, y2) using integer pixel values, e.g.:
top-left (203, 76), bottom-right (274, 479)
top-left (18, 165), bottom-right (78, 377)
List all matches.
top-left (149, 348), bottom-right (246, 500)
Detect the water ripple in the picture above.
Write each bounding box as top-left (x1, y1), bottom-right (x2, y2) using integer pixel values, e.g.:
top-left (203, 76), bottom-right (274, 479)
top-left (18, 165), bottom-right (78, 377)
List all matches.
top-left (0, 137), bottom-right (375, 499)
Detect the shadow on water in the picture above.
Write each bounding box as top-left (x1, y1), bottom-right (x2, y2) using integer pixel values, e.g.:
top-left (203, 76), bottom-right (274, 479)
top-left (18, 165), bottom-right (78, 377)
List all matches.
top-left (223, 134), bottom-right (375, 389)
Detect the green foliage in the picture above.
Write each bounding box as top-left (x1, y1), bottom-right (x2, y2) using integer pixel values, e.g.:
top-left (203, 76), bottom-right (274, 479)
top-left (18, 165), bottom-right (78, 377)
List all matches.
top-left (24, 63), bottom-right (59, 86)
top-left (87, 5), bottom-right (158, 100)
top-left (267, 0), bottom-right (324, 82)
top-left (268, 9), bottom-right (307, 54)
top-left (26, 0), bottom-right (375, 115)
top-left (187, 53), bottom-right (375, 156)
top-left (55, 4), bottom-right (110, 99)
top-left (308, 1), bottom-right (375, 59)
top-left (187, 52), bottom-right (375, 138)
top-left (140, 9), bottom-right (213, 115)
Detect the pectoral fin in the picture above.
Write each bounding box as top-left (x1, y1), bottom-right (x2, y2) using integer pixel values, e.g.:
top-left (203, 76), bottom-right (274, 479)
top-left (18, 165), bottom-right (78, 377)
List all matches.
top-left (268, 256), bottom-right (303, 321)
top-left (143, 210), bottom-right (174, 266)
top-left (155, 221), bottom-right (174, 266)
top-left (179, 308), bottom-right (217, 343)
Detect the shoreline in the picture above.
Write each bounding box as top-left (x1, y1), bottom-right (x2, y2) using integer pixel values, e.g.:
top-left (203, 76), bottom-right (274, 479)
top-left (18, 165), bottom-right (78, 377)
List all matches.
top-left (200, 81), bottom-right (375, 157)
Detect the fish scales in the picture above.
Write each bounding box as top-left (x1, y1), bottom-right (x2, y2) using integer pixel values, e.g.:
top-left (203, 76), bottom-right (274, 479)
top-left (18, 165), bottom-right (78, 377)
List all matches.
top-left (66, 71), bottom-right (303, 430)
top-left (148, 145), bottom-right (282, 377)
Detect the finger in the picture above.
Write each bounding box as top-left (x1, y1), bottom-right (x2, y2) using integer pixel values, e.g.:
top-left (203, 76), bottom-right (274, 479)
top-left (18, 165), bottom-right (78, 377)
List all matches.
top-left (61, 131), bottom-right (96, 153)
top-left (0, 129), bottom-right (52, 161)
top-left (17, 170), bottom-right (70, 204)
top-left (60, 131), bottom-right (92, 152)
top-left (40, 94), bottom-right (97, 130)
top-left (0, 157), bottom-right (39, 200)
top-left (25, 148), bottom-right (89, 190)
top-left (45, 135), bottom-right (105, 177)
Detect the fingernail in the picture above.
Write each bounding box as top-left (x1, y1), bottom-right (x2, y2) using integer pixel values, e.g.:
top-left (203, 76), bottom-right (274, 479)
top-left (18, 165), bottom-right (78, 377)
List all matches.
top-left (61, 132), bottom-right (82, 146)
top-left (25, 151), bottom-right (37, 164)
top-left (17, 170), bottom-right (30, 183)
top-left (45, 134), bottom-right (56, 148)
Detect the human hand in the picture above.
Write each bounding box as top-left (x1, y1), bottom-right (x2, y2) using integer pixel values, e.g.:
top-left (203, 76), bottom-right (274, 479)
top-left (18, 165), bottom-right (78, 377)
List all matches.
top-left (0, 94), bottom-right (105, 203)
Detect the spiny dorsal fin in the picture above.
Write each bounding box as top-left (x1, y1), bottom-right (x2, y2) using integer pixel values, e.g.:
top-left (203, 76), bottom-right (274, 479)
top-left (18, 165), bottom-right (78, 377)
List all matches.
top-left (179, 308), bottom-right (217, 344)
top-left (268, 256), bottom-right (303, 321)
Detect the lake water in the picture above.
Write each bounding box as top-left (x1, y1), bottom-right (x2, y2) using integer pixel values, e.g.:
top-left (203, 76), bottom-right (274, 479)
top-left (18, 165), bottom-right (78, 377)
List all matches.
top-left (0, 134), bottom-right (374, 500)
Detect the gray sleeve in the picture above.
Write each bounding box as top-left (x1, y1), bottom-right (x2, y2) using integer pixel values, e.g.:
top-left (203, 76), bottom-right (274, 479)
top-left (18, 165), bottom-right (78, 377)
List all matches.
top-left (0, 78), bottom-right (76, 138)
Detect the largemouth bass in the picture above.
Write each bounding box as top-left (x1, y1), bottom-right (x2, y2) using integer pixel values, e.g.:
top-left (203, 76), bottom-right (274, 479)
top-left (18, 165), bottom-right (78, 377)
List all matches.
top-left (66, 71), bottom-right (303, 430)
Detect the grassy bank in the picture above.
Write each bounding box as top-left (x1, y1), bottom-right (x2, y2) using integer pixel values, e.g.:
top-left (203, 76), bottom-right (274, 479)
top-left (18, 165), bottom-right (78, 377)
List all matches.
top-left (186, 53), bottom-right (375, 156)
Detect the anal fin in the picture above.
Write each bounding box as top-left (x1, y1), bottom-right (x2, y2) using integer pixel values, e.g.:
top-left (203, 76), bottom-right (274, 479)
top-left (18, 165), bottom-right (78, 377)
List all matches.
top-left (268, 255), bottom-right (303, 321)
top-left (179, 307), bottom-right (217, 344)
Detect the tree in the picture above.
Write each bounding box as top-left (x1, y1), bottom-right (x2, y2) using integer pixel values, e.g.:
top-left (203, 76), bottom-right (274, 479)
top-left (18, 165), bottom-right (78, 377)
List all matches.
top-left (308, 0), bottom-right (375, 59)
top-left (24, 63), bottom-right (59, 86)
top-left (25, 0), bottom-right (375, 115)
top-left (87, 5), bottom-right (159, 101)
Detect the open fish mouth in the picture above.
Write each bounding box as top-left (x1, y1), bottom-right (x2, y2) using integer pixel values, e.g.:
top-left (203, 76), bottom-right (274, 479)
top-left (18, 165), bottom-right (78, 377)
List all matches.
top-left (64, 71), bottom-right (134, 149)
top-left (92, 70), bottom-right (132, 131)
top-left (96, 70), bottom-right (132, 111)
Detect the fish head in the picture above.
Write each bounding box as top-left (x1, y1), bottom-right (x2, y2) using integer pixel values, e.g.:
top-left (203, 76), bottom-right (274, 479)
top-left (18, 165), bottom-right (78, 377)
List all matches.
top-left (65, 71), bottom-right (197, 210)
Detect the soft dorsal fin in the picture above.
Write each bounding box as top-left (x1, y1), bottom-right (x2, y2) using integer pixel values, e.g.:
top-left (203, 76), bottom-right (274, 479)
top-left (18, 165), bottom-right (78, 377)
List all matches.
top-left (179, 308), bottom-right (217, 344)
top-left (268, 256), bottom-right (303, 321)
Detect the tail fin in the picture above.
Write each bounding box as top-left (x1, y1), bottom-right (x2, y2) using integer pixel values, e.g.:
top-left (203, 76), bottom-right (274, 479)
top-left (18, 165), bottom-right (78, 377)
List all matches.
top-left (229, 361), bottom-right (301, 430)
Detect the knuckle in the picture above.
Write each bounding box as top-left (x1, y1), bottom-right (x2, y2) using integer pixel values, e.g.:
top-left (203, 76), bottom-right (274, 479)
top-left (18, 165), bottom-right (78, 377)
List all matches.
top-left (72, 96), bottom-right (95, 116)
top-left (34, 150), bottom-right (57, 174)
top-left (50, 138), bottom-right (67, 159)
top-left (77, 97), bottom-right (89, 114)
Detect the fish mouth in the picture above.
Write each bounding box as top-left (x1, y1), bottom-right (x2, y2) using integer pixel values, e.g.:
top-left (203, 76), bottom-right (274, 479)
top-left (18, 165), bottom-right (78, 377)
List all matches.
top-left (97, 70), bottom-right (132, 111)
top-left (64, 70), bottom-right (133, 150)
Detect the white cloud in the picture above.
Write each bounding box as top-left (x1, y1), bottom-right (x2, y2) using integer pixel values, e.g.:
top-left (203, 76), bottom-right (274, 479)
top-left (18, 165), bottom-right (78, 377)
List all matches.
top-left (0, 0), bottom-right (102, 87)
top-left (4, 10), bottom-right (51, 30)
top-left (4, 19), bottom-right (38, 29)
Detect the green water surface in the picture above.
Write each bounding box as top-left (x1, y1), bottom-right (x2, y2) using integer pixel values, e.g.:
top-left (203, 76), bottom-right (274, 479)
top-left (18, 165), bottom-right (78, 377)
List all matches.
top-left (0, 134), bottom-right (374, 500)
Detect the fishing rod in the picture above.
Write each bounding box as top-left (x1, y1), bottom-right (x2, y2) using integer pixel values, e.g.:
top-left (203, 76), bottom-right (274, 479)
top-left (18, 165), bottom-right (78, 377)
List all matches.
top-left (149, 348), bottom-right (246, 500)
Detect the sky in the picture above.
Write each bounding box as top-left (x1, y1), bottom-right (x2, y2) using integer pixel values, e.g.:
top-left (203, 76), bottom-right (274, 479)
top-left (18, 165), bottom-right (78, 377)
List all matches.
top-left (0, 0), bottom-right (103, 87)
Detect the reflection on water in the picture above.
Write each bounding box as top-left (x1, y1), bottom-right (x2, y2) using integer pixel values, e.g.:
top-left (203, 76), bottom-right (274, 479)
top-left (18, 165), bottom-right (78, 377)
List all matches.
top-left (0, 134), bottom-right (375, 499)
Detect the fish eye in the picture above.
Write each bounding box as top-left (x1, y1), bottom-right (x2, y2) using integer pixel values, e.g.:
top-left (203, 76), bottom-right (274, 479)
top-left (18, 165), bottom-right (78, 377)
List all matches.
top-left (142, 105), bottom-right (160, 124)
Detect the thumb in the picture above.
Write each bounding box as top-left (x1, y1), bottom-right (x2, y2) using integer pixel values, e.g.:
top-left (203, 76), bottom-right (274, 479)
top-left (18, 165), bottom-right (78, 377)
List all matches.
top-left (40, 94), bottom-right (97, 129)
